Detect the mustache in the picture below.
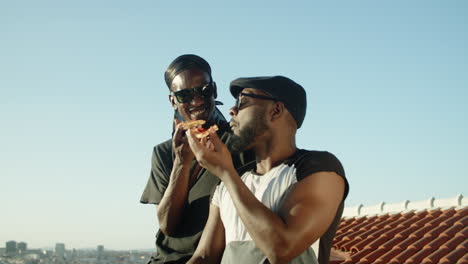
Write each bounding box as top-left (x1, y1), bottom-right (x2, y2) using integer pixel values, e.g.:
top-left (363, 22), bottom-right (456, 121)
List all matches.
top-left (189, 105), bottom-right (207, 112)
top-left (229, 119), bottom-right (239, 127)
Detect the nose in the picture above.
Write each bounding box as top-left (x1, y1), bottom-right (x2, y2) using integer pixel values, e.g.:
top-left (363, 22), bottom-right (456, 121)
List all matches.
top-left (229, 106), bottom-right (238, 117)
top-left (190, 93), bottom-right (205, 106)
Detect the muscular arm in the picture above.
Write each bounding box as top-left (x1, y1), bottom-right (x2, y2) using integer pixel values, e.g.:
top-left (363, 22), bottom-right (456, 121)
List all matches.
top-left (157, 122), bottom-right (195, 236)
top-left (188, 205), bottom-right (226, 264)
top-left (221, 170), bottom-right (344, 264)
top-left (157, 157), bottom-right (192, 235)
top-left (186, 131), bottom-right (345, 263)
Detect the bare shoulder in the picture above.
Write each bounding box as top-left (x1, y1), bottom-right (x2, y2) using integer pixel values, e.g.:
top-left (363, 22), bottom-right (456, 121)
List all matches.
top-left (284, 171), bottom-right (345, 205)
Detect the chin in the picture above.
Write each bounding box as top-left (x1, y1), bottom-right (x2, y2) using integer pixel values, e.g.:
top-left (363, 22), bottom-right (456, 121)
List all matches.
top-left (190, 114), bottom-right (206, 121)
top-left (198, 111), bottom-right (215, 122)
top-left (181, 111), bottom-right (204, 121)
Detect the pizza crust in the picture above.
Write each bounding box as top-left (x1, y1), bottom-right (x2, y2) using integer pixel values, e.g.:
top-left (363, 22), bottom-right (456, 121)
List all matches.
top-left (180, 120), bottom-right (218, 139)
top-left (193, 124), bottom-right (219, 138)
top-left (180, 120), bottom-right (206, 130)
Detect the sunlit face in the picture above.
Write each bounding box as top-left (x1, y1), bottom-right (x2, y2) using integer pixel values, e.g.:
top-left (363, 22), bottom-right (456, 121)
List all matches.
top-left (169, 68), bottom-right (216, 122)
top-left (228, 88), bottom-right (270, 152)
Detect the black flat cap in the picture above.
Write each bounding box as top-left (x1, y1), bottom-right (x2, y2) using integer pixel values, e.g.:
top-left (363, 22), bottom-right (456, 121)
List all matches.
top-left (230, 76), bottom-right (307, 128)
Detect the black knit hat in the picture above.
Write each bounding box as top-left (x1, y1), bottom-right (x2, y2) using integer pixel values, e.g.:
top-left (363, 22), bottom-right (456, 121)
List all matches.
top-left (230, 76), bottom-right (307, 128)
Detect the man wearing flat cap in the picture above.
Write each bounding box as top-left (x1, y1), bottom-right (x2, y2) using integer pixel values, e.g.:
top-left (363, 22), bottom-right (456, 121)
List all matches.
top-left (185, 76), bottom-right (349, 264)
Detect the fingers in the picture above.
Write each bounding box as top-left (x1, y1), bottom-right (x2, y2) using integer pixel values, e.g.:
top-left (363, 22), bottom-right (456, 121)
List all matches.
top-left (201, 135), bottom-right (208, 145)
top-left (186, 129), bottom-right (222, 158)
top-left (173, 119), bottom-right (183, 138)
top-left (202, 136), bottom-right (215, 151)
top-left (185, 129), bottom-right (202, 152)
top-left (172, 123), bottom-right (185, 145)
top-left (207, 132), bottom-right (223, 151)
top-left (206, 140), bottom-right (215, 151)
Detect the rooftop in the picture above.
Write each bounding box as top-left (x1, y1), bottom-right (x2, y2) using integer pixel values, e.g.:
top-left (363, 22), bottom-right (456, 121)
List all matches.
top-left (332, 194), bottom-right (467, 264)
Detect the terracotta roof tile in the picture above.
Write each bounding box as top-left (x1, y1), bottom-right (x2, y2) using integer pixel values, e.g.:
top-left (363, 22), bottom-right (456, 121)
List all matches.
top-left (340, 248), bottom-right (374, 264)
top-left (336, 217), bottom-right (367, 235)
top-left (331, 195), bottom-right (467, 264)
top-left (421, 233), bottom-right (466, 264)
top-left (388, 236), bottom-right (433, 263)
top-left (411, 224), bottom-right (434, 238)
top-left (439, 239), bottom-right (468, 264)
top-left (359, 248), bottom-right (387, 263)
top-left (386, 212), bottom-right (415, 227)
top-left (394, 224), bottom-right (420, 238)
top-left (346, 217), bottom-right (372, 232)
top-left (457, 213), bottom-right (468, 225)
top-left (442, 222), bottom-right (465, 237)
top-left (378, 234), bottom-right (406, 250)
top-left (405, 233), bottom-right (452, 263)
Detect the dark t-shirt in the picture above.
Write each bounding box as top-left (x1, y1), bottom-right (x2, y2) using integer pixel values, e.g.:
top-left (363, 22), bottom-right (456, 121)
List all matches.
top-left (288, 150), bottom-right (349, 264)
top-left (140, 120), bottom-right (254, 264)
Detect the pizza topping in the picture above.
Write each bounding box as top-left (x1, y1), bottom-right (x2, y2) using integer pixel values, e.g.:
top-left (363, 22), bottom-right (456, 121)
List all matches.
top-left (180, 120), bottom-right (218, 139)
top-left (193, 124), bottom-right (219, 139)
top-left (180, 120), bottom-right (206, 130)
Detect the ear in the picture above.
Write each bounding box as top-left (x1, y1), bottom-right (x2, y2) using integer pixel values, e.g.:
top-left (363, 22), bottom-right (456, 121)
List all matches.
top-left (270, 101), bottom-right (285, 122)
top-left (169, 95), bottom-right (177, 110)
top-left (213, 82), bottom-right (218, 99)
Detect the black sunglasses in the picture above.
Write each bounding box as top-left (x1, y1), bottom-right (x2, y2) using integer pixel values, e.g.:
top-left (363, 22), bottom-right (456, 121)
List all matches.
top-left (235, 92), bottom-right (278, 110)
top-left (172, 83), bottom-right (215, 104)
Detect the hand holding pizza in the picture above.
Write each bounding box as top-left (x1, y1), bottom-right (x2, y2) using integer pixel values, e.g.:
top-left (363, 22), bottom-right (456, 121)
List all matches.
top-left (172, 119), bottom-right (219, 165)
top-left (179, 120), bottom-right (219, 139)
top-left (172, 118), bottom-right (195, 165)
top-left (185, 128), bottom-right (236, 181)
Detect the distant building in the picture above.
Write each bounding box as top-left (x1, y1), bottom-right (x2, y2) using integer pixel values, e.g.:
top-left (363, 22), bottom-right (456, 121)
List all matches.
top-left (97, 245), bottom-right (104, 261)
top-left (17, 242), bottom-right (27, 253)
top-left (23, 252), bottom-right (41, 262)
top-left (55, 243), bottom-right (66, 259)
top-left (5, 241), bottom-right (17, 255)
top-left (70, 248), bottom-right (77, 260)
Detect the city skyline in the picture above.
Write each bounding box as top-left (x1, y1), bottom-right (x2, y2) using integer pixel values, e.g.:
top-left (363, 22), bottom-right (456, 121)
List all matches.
top-left (1, 240), bottom-right (148, 251)
top-left (0, 240), bottom-right (151, 264)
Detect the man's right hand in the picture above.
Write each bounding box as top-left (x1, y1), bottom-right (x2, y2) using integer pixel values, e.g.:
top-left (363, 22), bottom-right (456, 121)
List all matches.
top-left (158, 119), bottom-right (197, 235)
top-left (173, 118), bottom-right (195, 165)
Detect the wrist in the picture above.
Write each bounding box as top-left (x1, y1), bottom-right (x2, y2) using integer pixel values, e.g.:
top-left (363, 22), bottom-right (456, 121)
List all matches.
top-left (219, 168), bottom-right (237, 182)
top-left (175, 156), bottom-right (193, 167)
top-left (173, 158), bottom-right (193, 177)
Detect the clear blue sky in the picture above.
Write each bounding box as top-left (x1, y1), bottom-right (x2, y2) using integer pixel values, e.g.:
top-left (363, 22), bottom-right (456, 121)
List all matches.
top-left (1, 0), bottom-right (467, 250)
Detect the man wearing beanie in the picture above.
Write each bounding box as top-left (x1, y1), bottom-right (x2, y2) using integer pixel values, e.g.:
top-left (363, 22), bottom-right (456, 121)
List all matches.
top-left (186, 76), bottom-right (349, 264)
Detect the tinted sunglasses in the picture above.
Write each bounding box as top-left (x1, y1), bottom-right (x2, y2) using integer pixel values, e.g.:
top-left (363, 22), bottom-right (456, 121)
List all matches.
top-left (172, 82), bottom-right (215, 104)
top-left (235, 92), bottom-right (278, 110)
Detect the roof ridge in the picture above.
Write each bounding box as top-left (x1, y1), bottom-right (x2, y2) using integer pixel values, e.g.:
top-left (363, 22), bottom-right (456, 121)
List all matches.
top-left (343, 194), bottom-right (466, 217)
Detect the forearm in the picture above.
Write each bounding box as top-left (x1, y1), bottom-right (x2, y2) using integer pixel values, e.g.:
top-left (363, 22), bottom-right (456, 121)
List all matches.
top-left (157, 158), bottom-right (192, 235)
top-left (186, 256), bottom-right (203, 264)
top-left (187, 254), bottom-right (222, 264)
top-left (187, 255), bottom-right (216, 264)
top-left (221, 171), bottom-right (293, 263)
top-left (188, 204), bottom-right (225, 264)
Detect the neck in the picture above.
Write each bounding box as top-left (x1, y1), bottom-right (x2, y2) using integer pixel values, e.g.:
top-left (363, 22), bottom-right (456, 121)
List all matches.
top-left (206, 107), bottom-right (225, 126)
top-left (253, 134), bottom-right (297, 175)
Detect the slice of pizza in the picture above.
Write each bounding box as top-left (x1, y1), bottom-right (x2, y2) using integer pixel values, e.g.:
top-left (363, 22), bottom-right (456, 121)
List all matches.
top-left (193, 124), bottom-right (219, 139)
top-left (180, 120), bottom-right (218, 139)
top-left (180, 120), bottom-right (206, 130)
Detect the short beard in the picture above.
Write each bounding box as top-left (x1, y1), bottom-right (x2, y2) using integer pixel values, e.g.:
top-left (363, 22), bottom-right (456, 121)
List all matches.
top-left (227, 110), bottom-right (268, 153)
